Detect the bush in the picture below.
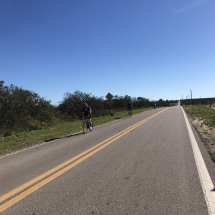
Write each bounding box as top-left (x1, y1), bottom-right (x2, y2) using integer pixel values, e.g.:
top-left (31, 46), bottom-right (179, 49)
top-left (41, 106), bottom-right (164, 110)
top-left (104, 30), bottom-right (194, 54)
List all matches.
top-left (0, 81), bottom-right (58, 133)
top-left (58, 90), bottom-right (104, 119)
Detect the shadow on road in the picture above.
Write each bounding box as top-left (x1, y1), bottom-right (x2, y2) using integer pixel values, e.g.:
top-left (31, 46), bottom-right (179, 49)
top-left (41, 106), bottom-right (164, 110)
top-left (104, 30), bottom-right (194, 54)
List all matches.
top-left (44, 132), bottom-right (84, 142)
top-left (65, 132), bottom-right (84, 138)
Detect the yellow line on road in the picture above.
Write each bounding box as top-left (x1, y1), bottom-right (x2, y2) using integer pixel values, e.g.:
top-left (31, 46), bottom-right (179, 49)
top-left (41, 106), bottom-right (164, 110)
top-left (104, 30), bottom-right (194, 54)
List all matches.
top-left (0, 108), bottom-right (168, 212)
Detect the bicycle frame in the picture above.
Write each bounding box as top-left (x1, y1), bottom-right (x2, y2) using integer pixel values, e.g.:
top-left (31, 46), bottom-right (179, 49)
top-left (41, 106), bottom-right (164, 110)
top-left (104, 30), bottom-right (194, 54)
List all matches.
top-left (128, 109), bottom-right (132, 117)
top-left (82, 117), bottom-right (93, 134)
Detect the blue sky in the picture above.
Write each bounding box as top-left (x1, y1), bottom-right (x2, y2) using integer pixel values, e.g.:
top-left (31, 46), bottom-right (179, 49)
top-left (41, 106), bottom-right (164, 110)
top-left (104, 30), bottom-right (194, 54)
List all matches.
top-left (1, 0), bottom-right (214, 105)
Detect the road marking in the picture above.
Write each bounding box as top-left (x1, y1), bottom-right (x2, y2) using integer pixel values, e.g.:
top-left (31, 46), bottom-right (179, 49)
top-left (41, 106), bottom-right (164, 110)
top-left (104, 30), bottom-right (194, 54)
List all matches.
top-left (0, 108), bottom-right (168, 212)
top-left (182, 107), bottom-right (215, 215)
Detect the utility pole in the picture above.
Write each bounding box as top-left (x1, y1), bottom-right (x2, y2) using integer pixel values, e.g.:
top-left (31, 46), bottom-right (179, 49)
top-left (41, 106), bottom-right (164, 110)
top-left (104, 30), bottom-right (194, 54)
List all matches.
top-left (190, 89), bottom-right (192, 105)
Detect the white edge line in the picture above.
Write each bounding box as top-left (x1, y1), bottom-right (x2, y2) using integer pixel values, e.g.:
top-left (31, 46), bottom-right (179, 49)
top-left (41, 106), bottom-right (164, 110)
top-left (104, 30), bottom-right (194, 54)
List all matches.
top-left (0, 109), bottom-right (155, 159)
top-left (181, 106), bottom-right (215, 215)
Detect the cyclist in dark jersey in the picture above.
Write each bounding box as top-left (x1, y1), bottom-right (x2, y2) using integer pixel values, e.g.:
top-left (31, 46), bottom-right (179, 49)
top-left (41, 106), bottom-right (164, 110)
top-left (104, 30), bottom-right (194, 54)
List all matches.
top-left (127, 102), bottom-right (132, 116)
top-left (82, 103), bottom-right (92, 129)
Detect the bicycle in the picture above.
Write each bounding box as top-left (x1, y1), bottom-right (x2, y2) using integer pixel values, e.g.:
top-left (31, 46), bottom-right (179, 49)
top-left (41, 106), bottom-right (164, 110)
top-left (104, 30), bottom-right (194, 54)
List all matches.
top-left (128, 109), bottom-right (132, 117)
top-left (82, 117), bottom-right (93, 134)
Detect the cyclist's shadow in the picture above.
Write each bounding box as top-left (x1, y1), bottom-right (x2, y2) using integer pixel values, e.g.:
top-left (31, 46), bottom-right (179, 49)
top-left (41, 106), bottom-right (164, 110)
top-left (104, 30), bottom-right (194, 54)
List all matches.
top-left (65, 132), bottom-right (84, 138)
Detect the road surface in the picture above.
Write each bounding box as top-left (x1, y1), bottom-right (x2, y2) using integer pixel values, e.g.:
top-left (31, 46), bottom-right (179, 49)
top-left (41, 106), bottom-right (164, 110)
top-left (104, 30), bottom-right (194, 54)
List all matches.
top-left (1, 106), bottom-right (215, 214)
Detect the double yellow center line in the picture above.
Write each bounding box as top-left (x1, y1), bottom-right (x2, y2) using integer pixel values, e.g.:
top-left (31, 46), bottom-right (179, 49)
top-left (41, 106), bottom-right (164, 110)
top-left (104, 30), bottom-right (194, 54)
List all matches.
top-left (0, 108), bottom-right (168, 212)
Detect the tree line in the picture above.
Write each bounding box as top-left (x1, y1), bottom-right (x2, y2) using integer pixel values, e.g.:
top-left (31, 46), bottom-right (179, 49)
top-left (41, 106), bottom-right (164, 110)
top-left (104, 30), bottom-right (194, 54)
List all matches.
top-left (0, 81), bottom-right (173, 136)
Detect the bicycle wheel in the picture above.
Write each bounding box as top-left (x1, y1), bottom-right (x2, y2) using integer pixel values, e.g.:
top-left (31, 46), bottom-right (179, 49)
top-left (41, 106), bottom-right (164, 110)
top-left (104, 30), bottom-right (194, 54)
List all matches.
top-left (83, 121), bottom-right (87, 134)
top-left (86, 120), bottom-right (90, 129)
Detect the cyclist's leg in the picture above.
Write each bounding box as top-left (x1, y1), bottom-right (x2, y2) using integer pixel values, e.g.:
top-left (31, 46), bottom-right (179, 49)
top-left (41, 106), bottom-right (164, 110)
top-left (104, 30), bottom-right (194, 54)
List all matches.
top-left (128, 108), bottom-right (131, 116)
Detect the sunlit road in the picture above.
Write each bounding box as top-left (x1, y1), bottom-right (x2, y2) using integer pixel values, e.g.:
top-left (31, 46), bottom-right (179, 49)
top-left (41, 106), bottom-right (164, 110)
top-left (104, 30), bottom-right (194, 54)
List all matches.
top-left (1, 106), bottom-right (215, 214)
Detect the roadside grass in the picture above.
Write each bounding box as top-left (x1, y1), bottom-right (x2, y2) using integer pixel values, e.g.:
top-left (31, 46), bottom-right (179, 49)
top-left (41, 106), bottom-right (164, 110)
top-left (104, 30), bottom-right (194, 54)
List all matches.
top-left (183, 105), bottom-right (215, 163)
top-left (183, 105), bottom-right (215, 127)
top-left (196, 102), bottom-right (215, 109)
top-left (0, 107), bottom-right (153, 157)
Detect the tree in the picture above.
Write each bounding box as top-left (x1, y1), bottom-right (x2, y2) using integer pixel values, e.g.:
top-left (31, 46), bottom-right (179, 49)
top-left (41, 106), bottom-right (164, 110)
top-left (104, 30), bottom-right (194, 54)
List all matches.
top-left (0, 81), bottom-right (56, 132)
top-left (58, 90), bottom-right (104, 119)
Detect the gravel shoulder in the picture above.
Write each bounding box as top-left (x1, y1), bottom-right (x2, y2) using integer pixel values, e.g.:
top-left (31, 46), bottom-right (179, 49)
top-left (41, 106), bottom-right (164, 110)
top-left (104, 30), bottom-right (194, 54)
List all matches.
top-left (183, 106), bottom-right (215, 163)
top-left (192, 118), bottom-right (215, 154)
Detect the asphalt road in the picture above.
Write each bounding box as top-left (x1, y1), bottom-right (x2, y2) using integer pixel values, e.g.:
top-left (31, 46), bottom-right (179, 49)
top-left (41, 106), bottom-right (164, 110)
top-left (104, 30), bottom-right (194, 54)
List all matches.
top-left (1, 106), bottom-right (215, 214)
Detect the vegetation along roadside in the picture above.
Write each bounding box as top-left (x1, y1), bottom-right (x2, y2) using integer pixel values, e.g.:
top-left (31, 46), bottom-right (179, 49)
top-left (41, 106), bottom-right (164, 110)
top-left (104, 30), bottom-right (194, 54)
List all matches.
top-left (0, 107), bottom-right (153, 157)
top-left (0, 80), bottom-right (175, 157)
top-left (183, 104), bottom-right (215, 163)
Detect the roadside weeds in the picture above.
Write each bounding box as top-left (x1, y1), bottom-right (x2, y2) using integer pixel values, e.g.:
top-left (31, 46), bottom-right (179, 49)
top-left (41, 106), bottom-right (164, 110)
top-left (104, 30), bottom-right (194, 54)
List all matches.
top-left (183, 105), bottom-right (215, 163)
top-left (0, 107), bottom-right (153, 157)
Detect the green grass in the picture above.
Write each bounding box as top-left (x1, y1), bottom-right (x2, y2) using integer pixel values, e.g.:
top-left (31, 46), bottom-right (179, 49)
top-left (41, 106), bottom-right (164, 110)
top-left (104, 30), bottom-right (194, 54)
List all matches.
top-left (0, 107), bottom-right (153, 157)
top-left (183, 105), bottom-right (215, 164)
top-left (208, 151), bottom-right (215, 163)
top-left (195, 102), bottom-right (215, 108)
top-left (183, 105), bottom-right (215, 127)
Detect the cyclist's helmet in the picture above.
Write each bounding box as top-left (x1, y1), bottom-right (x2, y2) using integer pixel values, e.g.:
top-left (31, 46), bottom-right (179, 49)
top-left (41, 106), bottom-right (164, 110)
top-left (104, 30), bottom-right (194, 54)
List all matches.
top-left (84, 103), bottom-right (88, 107)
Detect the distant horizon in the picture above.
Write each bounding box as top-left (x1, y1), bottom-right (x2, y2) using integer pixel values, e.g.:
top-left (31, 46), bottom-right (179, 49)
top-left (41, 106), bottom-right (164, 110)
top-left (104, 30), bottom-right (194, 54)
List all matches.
top-left (2, 79), bottom-right (214, 105)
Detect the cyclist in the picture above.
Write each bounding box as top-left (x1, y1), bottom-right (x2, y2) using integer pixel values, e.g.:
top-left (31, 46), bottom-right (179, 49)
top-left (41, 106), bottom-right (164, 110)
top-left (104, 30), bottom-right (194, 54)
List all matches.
top-left (82, 103), bottom-right (92, 130)
top-left (127, 101), bottom-right (132, 116)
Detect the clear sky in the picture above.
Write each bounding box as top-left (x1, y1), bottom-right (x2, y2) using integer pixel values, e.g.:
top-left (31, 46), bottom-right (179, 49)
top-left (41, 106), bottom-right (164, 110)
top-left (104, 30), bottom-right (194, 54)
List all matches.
top-left (1, 0), bottom-right (214, 105)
